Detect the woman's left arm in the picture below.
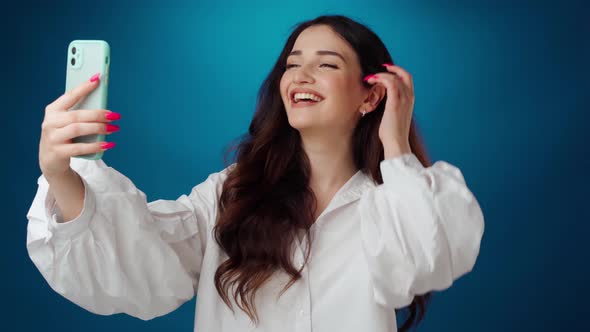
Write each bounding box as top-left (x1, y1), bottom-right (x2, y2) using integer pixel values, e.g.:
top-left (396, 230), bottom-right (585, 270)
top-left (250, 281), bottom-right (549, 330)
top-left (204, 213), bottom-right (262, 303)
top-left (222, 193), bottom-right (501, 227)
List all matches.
top-left (359, 152), bottom-right (485, 309)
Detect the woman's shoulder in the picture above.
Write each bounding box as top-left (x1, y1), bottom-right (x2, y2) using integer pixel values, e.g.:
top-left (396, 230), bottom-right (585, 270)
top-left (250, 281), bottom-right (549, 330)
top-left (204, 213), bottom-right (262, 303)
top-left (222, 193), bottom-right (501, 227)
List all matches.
top-left (203, 163), bottom-right (236, 186)
top-left (183, 163), bottom-right (236, 230)
top-left (188, 163), bottom-right (236, 201)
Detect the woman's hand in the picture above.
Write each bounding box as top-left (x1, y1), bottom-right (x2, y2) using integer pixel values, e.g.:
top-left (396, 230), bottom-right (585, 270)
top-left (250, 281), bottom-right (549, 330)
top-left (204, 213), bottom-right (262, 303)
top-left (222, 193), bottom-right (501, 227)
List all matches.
top-left (364, 64), bottom-right (414, 159)
top-left (39, 74), bottom-right (120, 179)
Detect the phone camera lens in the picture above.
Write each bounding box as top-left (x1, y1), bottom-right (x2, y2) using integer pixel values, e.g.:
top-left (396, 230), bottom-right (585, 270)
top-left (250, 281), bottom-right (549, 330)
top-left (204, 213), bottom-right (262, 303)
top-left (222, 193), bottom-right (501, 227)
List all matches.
top-left (72, 47), bottom-right (76, 55)
top-left (71, 58), bottom-right (76, 66)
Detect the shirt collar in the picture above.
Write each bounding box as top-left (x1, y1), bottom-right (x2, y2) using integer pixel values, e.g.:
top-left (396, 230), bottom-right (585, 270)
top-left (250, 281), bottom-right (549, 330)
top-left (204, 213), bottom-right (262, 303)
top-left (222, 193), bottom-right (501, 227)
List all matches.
top-left (315, 170), bottom-right (376, 221)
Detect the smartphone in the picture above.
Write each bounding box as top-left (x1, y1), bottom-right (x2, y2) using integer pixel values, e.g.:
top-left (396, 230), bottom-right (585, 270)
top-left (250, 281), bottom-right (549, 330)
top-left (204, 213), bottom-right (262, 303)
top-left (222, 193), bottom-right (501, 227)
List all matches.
top-left (65, 40), bottom-right (110, 160)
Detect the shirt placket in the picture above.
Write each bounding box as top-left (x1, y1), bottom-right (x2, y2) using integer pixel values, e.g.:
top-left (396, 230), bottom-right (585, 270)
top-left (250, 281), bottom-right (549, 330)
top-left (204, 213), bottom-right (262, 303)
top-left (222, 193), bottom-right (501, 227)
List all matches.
top-left (294, 235), bottom-right (312, 332)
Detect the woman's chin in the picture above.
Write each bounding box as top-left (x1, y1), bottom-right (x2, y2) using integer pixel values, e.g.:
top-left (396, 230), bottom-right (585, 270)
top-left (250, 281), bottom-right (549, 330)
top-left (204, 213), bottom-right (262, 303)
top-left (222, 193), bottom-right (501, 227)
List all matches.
top-left (287, 115), bottom-right (316, 131)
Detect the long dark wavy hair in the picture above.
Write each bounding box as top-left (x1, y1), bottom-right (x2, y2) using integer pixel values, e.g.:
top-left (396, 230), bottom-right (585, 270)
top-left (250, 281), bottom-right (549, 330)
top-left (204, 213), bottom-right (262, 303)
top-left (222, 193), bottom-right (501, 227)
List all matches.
top-left (213, 14), bottom-right (433, 332)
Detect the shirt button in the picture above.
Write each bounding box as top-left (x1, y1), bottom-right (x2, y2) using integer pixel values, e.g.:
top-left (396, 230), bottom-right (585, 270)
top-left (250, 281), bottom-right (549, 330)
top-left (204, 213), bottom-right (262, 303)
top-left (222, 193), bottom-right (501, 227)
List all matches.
top-left (299, 309), bottom-right (305, 316)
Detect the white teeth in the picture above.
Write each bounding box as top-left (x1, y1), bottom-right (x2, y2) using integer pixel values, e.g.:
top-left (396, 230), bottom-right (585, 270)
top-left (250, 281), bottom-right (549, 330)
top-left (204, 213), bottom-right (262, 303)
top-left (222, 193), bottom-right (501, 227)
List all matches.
top-left (293, 92), bottom-right (322, 102)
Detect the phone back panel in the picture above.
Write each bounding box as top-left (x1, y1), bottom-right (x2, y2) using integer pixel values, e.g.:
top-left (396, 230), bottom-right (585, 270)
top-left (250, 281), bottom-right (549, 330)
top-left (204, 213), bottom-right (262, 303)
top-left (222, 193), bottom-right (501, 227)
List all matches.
top-left (65, 40), bottom-right (110, 160)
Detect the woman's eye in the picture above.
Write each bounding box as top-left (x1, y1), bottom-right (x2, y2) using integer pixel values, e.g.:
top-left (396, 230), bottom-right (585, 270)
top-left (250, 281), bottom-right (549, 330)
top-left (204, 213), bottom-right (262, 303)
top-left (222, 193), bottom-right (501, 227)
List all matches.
top-left (285, 63), bottom-right (338, 69)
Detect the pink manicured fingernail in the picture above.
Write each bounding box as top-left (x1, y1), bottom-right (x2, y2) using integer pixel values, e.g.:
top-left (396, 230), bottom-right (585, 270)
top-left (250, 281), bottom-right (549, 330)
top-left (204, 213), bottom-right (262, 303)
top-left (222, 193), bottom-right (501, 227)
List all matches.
top-left (105, 112), bottom-right (121, 120)
top-left (106, 124), bottom-right (120, 133)
top-left (101, 142), bottom-right (116, 150)
top-left (363, 74), bottom-right (377, 82)
top-left (90, 73), bottom-right (101, 82)
top-left (382, 63), bottom-right (393, 67)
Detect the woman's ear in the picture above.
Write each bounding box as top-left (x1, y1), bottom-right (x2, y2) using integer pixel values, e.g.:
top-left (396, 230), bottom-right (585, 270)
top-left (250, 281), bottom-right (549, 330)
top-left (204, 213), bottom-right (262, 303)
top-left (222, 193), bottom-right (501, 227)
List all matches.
top-left (361, 85), bottom-right (386, 114)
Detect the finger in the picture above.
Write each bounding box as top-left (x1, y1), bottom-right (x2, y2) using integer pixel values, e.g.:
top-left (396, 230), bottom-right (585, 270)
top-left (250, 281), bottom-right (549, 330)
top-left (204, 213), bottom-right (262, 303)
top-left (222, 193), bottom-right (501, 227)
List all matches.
top-left (46, 72), bottom-right (101, 112)
top-left (57, 141), bottom-right (116, 158)
top-left (381, 72), bottom-right (412, 101)
top-left (50, 122), bottom-right (119, 144)
top-left (382, 64), bottom-right (413, 92)
top-left (366, 73), bottom-right (404, 104)
top-left (45, 109), bottom-right (119, 129)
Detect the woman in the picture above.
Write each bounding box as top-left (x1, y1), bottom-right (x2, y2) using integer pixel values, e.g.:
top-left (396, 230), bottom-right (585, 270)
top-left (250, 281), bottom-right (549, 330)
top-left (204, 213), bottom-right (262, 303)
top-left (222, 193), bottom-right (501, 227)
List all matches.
top-left (27, 15), bottom-right (485, 332)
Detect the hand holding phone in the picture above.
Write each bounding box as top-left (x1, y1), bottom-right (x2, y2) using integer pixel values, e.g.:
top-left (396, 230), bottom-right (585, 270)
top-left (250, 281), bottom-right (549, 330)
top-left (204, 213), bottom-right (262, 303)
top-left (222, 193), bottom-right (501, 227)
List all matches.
top-left (65, 40), bottom-right (112, 160)
top-left (38, 40), bottom-right (120, 179)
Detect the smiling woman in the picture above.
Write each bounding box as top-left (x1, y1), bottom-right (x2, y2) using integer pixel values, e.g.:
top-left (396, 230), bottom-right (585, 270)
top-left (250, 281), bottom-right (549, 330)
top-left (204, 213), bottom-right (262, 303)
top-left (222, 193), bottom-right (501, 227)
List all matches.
top-left (26, 14), bottom-right (484, 332)
top-left (280, 26), bottom-right (370, 134)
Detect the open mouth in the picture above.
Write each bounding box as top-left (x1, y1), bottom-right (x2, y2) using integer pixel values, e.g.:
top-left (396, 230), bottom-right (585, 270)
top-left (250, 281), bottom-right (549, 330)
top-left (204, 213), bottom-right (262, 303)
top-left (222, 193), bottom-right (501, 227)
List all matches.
top-left (290, 92), bottom-right (324, 106)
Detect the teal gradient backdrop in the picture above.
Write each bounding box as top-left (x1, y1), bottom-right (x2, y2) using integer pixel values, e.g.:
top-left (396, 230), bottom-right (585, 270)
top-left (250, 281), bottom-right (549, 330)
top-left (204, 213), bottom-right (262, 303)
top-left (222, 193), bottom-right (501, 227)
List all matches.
top-left (5, 0), bottom-right (588, 331)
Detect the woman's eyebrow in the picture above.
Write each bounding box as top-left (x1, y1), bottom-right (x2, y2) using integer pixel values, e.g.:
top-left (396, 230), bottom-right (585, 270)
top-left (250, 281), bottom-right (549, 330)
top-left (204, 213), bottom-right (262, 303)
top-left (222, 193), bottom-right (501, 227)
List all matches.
top-left (288, 50), bottom-right (347, 63)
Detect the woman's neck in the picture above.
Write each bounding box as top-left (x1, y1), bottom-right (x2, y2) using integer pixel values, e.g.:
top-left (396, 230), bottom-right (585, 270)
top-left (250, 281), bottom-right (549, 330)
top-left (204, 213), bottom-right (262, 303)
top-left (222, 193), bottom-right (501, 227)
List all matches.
top-left (300, 133), bottom-right (358, 197)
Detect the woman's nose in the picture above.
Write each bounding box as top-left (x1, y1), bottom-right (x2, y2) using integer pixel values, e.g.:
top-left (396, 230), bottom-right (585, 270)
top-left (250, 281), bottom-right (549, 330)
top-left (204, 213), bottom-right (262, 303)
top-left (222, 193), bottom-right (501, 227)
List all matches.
top-left (293, 66), bottom-right (314, 83)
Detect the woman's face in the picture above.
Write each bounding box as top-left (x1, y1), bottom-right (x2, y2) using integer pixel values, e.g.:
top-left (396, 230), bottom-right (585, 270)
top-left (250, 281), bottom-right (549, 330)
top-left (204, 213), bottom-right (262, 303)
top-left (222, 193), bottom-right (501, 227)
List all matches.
top-left (280, 25), bottom-right (369, 135)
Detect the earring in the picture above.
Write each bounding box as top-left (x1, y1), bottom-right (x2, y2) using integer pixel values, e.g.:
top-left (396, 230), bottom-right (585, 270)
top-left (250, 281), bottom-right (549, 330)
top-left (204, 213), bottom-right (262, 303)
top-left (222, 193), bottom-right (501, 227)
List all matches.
top-left (361, 109), bottom-right (366, 117)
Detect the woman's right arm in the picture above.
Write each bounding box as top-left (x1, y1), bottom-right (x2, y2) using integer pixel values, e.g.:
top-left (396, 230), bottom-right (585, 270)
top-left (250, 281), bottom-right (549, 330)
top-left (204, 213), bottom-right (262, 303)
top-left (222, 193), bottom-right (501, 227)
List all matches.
top-left (26, 157), bottom-right (230, 320)
top-left (44, 166), bottom-right (85, 223)
top-left (30, 73), bottom-right (230, 320)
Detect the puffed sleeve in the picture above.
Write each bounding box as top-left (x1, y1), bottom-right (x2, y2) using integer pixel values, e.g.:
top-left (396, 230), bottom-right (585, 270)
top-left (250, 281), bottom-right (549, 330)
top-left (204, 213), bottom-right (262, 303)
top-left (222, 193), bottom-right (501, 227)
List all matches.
top-left (359, 152), bottom-right (485, 309)
top-left (25, 157), bottom-right (231, 320)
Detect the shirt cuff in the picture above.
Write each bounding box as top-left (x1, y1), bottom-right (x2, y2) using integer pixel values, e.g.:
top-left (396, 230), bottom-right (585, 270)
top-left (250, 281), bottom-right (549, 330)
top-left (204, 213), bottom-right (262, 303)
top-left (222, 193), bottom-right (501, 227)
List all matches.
top-left (45, 171), bottom-right (96, 241)
top-left (379, 152), bottom-right (432, 191)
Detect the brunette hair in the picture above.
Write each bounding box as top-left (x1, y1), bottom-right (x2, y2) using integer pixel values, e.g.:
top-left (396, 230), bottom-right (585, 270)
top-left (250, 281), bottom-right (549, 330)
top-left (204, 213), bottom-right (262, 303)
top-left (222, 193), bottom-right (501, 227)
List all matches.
top-left (213, 14), bottom-right (433, 332)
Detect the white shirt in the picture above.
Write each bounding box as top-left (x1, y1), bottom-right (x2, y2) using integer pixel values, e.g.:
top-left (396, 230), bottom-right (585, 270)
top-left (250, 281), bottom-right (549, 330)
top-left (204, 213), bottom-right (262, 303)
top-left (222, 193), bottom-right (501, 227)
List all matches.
top-left (26, 153), bottom-right (485, 332)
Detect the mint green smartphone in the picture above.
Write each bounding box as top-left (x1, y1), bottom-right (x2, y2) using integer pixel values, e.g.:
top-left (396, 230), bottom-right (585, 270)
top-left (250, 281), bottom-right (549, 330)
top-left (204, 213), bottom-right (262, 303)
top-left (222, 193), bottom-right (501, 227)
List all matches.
top-left (65, 40), bottom-right (110, 160)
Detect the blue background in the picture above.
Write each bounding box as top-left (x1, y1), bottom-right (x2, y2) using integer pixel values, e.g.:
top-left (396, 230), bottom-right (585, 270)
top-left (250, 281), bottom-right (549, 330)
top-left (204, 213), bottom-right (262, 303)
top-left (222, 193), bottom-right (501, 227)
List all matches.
top-left (5, 0), bottom-right (588, 331)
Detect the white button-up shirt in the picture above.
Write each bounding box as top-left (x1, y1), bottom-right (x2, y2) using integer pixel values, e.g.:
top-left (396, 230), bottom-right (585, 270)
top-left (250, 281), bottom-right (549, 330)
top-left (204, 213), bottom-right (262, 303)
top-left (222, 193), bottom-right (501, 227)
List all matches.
top-left (26, 153), bottom-right (485, 332)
